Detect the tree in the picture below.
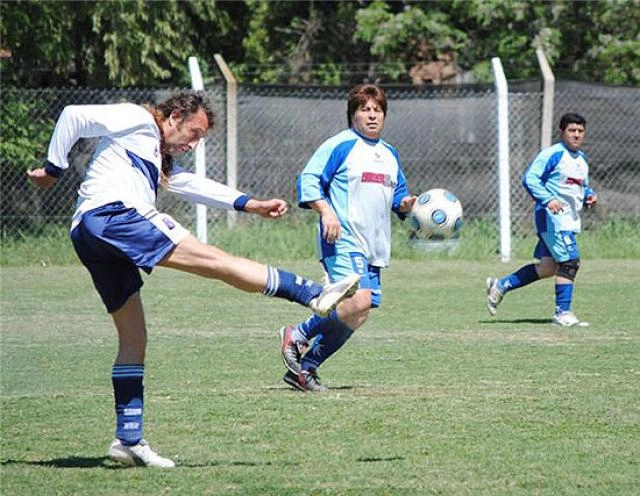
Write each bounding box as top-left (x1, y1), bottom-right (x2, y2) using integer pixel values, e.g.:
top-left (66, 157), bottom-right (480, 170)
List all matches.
top-left (355, 0), bottom-right (467, 82)
top-left (0, 0), bottom-right (239, 87)
top-left (572, 0), bottom-right (640, 85)
top-left (236, 0), bottom-right (368, 84)
top-left (1, 0), bottom-right (638, 87)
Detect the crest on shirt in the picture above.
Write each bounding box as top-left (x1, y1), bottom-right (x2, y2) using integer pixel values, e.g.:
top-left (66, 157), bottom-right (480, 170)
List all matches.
top-left (162, 216), bottom-right (175, 230)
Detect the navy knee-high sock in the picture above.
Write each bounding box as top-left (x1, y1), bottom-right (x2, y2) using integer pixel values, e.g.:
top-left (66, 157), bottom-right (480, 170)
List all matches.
top-left (262, 266), bottom-right (322, 306)
top-left (112, 364), bottom-right (144, 446)
top-left (295, 312), bottom-right (333, 342)
top-left (300, 312), bottom-right (354, 371)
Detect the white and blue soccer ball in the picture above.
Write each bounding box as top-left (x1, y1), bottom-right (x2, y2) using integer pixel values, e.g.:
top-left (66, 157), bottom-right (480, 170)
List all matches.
top-left (411, 188), bottom-right (463, 239)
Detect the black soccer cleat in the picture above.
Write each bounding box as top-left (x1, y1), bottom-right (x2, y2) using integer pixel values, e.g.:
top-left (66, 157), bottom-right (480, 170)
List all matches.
top-left (283, 369), bottom-right (328, 393)
top-left (279, 325), bottom-right (303, 375)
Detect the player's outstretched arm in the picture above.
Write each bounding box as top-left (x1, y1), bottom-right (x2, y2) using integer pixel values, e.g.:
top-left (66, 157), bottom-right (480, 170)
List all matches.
top-left (244, 198), bottom-right (288, 219)
top-left (27, 168), bottom-right (57, 189)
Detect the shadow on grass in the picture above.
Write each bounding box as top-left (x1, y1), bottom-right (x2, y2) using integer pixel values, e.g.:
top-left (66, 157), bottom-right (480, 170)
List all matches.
top-left (356, 455), bottom-right (405, 463)
top-left (1, 457), bottom-right (301, 469)
top-left (479, 318), bottom-right (551, 325)
top-left (1, 457), bottom-right (111, 469)
top-left (262, 385), bottom-right (358, 392)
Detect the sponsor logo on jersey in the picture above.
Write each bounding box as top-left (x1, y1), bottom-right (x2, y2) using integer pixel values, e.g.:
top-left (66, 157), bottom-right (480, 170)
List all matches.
top-left (362, 172), bottom-right (395, 188)
top-left (361, 172), bottom-right (386, 184)
top-left (162, 216), bottom-right (175, 229)
top-left (566, 177), bottom-right (584, 186)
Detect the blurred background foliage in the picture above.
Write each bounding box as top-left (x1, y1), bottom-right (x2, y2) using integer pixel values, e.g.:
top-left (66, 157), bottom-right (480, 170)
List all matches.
top-left (1, 0), bottom-right (639, 88)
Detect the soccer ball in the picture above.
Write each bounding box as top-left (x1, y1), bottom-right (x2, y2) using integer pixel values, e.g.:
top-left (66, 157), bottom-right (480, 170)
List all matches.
top-left (410, 188), bottom-right (463, 239)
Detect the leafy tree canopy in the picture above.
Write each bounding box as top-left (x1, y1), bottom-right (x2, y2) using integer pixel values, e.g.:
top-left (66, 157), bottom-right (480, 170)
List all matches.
top-left (1, 0), bottom-right (638, 86)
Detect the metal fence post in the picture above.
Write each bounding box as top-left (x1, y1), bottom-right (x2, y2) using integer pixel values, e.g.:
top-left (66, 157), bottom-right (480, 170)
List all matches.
top-left (213, 54), bottom-right (238, 227)
top-left (536, 48), bottom-right (555, 149)
top-left (492, 57), bottom-right (512, 263)
top-left (188, 56), bottom-right (208, 243)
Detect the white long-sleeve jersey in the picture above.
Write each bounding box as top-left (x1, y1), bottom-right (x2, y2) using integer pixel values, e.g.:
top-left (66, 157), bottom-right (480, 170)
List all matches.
top-left (45, 103), bottom-right (249, 229)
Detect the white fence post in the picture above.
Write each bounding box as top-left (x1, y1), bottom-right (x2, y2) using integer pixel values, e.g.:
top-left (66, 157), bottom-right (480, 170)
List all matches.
top-left (536, 48), bottom-right (555, 149)
top-left (492, 57), bottom-right (511, 263)
top-left (188, 56), bottom-right (208, 243)
top-left (213, 54), bottom-right (238, 227)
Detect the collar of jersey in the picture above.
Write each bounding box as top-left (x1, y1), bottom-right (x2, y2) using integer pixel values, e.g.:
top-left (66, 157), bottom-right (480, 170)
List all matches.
top-left (351, 127), bottom-right (381, 145)
top-left (559, 141), bottom-right (581, 158)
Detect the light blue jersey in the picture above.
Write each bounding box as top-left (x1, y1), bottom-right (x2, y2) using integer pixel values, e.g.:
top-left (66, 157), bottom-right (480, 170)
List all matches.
top-left (298, 128), bottom-right (410, 268)
top-left (522, 141), bottom-right (594, 234)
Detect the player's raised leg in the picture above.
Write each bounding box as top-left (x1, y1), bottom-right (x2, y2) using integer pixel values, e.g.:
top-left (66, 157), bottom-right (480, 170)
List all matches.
top-left (485, 277), bottom-right (504, 316)
top-left (160, 234), bottom-right (359, 316)
top-left (486, 263), bottom-right (541, 316)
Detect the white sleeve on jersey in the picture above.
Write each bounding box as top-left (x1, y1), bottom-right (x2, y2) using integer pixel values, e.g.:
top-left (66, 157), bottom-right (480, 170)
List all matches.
top-left (167, 169), bottom-right (246, 210)
top-left (46, 103), bottom-right (157, 170)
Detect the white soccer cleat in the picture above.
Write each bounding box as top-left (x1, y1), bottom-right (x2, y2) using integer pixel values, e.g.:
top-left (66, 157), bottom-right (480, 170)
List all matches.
top-left (552, 311), bottom-right (589, 327)
top-left (107, 439), bottom-right (175, 468)
top-left (308, 273), bottom-right (360, 317)
top-left (486, 277), bottom-right (504, 316)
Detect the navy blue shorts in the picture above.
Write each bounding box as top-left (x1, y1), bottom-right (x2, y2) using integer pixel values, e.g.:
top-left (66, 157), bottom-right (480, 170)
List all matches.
top-left (71, 202), bottom-right (189, 313)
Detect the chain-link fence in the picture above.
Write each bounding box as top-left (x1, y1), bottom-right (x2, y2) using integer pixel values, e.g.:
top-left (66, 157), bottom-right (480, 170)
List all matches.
top-left (2, 80), bottom-right (639, 249)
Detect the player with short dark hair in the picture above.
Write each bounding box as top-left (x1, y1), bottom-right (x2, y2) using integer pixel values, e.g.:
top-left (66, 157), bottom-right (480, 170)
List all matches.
top-left (278, 84), bottom-right (416, 391)
top-left (27, 90), bottom-right (358, 467)
top-left (486, 112), bottom-right (597, 327)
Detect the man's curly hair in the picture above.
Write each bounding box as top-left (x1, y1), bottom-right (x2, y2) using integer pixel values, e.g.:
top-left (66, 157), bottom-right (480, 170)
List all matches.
top-left (148, 90), bottom-right (215, 187)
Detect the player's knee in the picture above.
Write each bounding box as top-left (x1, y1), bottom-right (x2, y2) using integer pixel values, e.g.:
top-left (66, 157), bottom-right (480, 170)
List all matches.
top-left (556, 258), bottom-right (580, 281)
top-left (339, 290), bottom-right (371, 329)
top-left (536, 257), bottom-right (556, 278)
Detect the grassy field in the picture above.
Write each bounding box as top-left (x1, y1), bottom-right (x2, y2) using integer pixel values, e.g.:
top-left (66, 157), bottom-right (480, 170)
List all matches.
top-left (1, 259), bottom-right (639, 495)
top-left (2, 216), bottom-right (640, 266)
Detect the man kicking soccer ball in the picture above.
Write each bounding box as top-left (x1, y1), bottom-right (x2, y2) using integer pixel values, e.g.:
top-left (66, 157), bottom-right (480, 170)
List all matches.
top-left (486, 112), bottom-right (597, 327)
top-left (28, 91), bottom-right (359, 467)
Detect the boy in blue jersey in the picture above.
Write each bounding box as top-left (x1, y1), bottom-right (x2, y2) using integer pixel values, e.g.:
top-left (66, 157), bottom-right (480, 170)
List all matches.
top-left (279, 84), bottom-right (417, 392)
top-left (27, 91), bottom-right (358, 467)
top-left (486, 112), bottom-right (597, 327)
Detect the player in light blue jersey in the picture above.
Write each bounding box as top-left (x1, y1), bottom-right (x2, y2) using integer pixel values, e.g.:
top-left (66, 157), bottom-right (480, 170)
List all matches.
top-left (27, 91), bottom-right (358, 467)
top-left (486, 113), bottom-right (597, 327)
top-left (279, 84), bottom-right (416, 391)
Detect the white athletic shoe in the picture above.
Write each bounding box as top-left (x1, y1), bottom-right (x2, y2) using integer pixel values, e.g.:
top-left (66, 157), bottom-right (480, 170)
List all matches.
top-left (552, 311), bottom-right (589, 327)
top-left (308, 273), bottom-right (360, 317)
top-left (107, 439), bottom-right (175, 468)
top-left (486, 277), bottom-right (504, 316)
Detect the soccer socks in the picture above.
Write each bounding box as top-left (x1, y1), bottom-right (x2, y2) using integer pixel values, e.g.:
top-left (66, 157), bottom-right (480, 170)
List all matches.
top-left (112, 364), bottom-right (144, 446)
top-left (300, 311), bottom-right (354, 371)
top-left (555, 282), bottom-right (574, 313)
top-left (262, 266), bottom-right (322, 306)
top-left (499, 263), bottom-right (539, 293)
top-left (296, 311), bottom-right (336, 342)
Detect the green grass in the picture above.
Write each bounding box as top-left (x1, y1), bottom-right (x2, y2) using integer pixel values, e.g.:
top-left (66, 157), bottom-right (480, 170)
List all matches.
top-left (2, 259), bottom-right (639, 495)
top-left (2, 217), bottom-right (640, 266)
